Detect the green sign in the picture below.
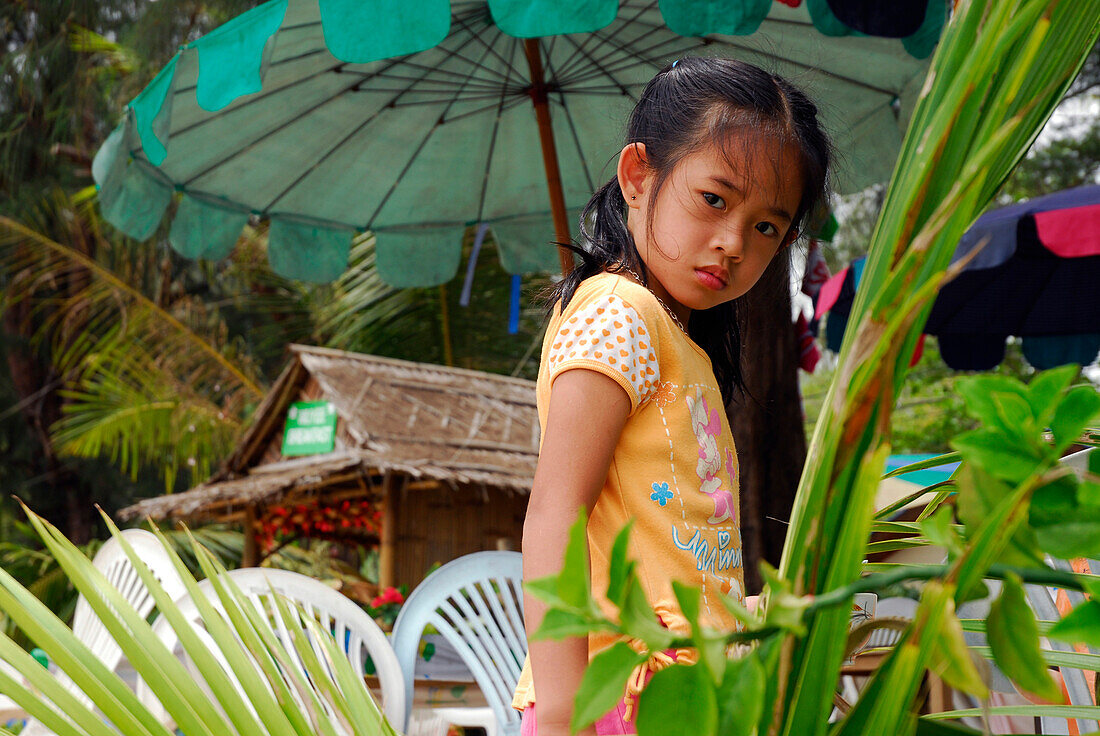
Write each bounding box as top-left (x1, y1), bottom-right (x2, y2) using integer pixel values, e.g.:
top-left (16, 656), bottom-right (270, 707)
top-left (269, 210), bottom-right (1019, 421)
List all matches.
top-left (282, 400), bottom-right (337, 456)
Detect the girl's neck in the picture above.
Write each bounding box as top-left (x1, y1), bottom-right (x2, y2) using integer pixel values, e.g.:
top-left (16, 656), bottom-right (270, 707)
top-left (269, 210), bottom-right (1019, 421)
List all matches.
top-left (616, 268), bottom-right (690, 333)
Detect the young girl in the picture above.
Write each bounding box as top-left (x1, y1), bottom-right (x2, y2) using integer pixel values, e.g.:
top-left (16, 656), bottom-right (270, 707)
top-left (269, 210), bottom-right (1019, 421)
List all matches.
top-left (513, 57), bottom-right (831, 736)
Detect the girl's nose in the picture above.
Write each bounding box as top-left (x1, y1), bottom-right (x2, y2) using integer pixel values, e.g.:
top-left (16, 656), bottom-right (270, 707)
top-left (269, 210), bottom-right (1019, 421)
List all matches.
top-left (715, 229), bottom-right (745, 262)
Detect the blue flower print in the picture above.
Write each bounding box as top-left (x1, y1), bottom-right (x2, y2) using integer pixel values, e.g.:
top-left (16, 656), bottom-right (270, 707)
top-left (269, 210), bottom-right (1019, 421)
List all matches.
top-left (650, 482), bottom-right (673, 507)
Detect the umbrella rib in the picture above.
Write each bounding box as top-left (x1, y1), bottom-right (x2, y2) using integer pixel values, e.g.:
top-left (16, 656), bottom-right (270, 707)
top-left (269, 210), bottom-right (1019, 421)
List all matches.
top-left (357, 86), bottom-right (506, 96)
top-left (560, 13), bottom-right (704, 86)
top-left (450, 11), bottom-right (521, 82)
top-left (552, 33), bottom-right (636, 96)
top-left (359, 25), bottom-right (514, 97)
top-left (358, 73), bottom-right (505, 93)
top-left (554, 2), bottom-right (657, 82)
top-left (542, 45), bottom-right (604, 194)
top-left (555, 89), bottom-right (598, 193)
top-left (360, 27), bottom-right (505, 229)
top-left (169, 58), bottom-right (350, 140)
top-left (391, 94), bottom-right (523, 112)
top-left (354, 62), bottom-right (506, 88)
top-left (172, 48), bottom-right (330, 96)
top-left (428, 94), bottom-right (529, 123)
top-left (574, 13), bottom-right (700, 71)
top-left (199, 30), bottom-right (489, 207)
top-left (178, 70), bottom-right (377, 187)
top-left (476, 37), bottom-right (521, 223)
top-left (713, 38), bottom-right (900, 97)
top-left (435, 25), bottom-right (516, 117)
top-left (563, 33), bottom-right (699, 88)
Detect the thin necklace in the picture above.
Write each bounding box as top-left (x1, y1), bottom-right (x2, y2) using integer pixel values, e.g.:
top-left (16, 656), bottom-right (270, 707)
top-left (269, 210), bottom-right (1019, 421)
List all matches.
top-left (620, 267), bottom-right (688, 334)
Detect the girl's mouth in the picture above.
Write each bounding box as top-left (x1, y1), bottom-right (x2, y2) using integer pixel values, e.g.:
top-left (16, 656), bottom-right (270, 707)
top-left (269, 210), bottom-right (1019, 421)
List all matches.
top-left (694, 268), bottom-right (728, 291)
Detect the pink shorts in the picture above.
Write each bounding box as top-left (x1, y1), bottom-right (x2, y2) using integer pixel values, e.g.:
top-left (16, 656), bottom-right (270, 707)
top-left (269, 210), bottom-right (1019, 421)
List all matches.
top-left (519, 701), bottom-right (639, 736)
top-left (518, 652), bottom-right (672, 736)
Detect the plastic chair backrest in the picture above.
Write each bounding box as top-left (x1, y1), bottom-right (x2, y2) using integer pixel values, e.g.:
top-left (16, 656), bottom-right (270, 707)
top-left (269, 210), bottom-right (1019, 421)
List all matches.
top-left (143, 567), bottom-right (405, 730)
top-left (70, 529), bottom-right (189, 674)
top-left (391, 551), bottom-right (525, 736)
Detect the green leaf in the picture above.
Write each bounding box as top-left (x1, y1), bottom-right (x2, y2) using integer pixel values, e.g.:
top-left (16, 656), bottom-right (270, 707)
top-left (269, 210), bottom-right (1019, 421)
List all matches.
top-left (918, 506), bottom-right (963, 559)
top-left (558, 509), bottom-right (592, 609)
top-left (882, 452), bottom-right (961, 479)
top-left (1082, 450), bottom-right (1100, 506)
top-left (1050, 386), bottom-right (1100, 453)
top-left (606, 522), bottom-right (635, 608)
top-left (987, 573), bottom-right (1063, 702)
top-left (636, 664), bottom-right (717, 736)
top-left (1026, 365), bottom-right (1078, 428)
top-left (21, 511), bottom-right (231, 736)
top-left (671, 581), bottom-right (724, 685)
top-left (522, 576), bottom-right (565, 608)
top-left (714, 652), bottom-right (765, 736)
top-left (928, 603), bottom-right (988, 698)
top-left (1048, 600), bottom-right (1100, 649)
top-left (957, 375), bottom-right (1029, 428)
top-left (1029, 474), bottom-right (1100, 559)
top-left (531, 608), bottom-right (601, 641)
top-left (924, 705), bottom-right (1100, 721)
top-left (992, 392), bottom-right (1036, 436)
top-left (759, 563), bottom-right (809, 636)
top-left (951, 428), bottom-right (1044, 484)
top-left (716, 590), bottom-right (760, 632)
top-left (915, 717), bottom-right (985, 735)
top-left (620, 580), bottom-right (674, 652)
top-left (671, 580), bottom-right (701, 628)
top-left (954, 463), bottom-right (1042, 569)
top-left (571, 642), bottom-right (648, 733)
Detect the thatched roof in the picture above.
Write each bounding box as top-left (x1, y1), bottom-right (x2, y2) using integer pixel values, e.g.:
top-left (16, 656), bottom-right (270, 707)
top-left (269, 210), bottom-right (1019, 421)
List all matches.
top-left (119, 345), bottom-right (538, 522)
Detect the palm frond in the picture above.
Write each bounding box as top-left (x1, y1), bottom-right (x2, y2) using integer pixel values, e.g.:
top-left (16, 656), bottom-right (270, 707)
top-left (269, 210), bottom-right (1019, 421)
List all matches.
top-left (0, 511), bottom-right (396, 736)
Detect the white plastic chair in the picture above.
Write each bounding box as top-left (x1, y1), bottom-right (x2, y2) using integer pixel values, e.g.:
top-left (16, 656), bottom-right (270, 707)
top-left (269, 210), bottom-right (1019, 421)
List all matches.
top-left (139, 567), bottom-right (405, 731)
top-left (391, 551), bottom-right (526, 736)
top-left (21, 529), bottom-right (187, 736)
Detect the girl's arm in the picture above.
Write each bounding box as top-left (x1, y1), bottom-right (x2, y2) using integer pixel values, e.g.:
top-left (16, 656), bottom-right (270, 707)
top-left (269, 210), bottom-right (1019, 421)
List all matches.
top-left (523, 369), bottom-right (631, 736)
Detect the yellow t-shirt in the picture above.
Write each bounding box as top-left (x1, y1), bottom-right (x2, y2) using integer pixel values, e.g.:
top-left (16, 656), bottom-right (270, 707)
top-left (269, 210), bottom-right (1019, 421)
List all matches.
top-left (512, 271), bottom-right (745, 711)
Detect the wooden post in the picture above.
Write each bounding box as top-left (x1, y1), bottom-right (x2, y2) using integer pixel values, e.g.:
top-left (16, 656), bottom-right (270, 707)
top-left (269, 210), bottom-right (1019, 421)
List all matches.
top-left (523, 38), bottom-right (574, 276)
top-left (378, 473), bottom-right (398, 590)
top-left (242, 506), bottom-right (259, 568)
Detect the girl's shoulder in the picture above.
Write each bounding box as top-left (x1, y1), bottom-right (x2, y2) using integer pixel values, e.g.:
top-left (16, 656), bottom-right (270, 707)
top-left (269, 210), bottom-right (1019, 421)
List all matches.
top-left (545, 272), bottom-right (665, 414)
top-left (565, 271), bottom-right (668, 322)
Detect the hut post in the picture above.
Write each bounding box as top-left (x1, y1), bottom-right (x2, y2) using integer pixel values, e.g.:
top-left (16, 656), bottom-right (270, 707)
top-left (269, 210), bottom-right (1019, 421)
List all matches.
top-left (379, 472), bottom-right (398, 589)
top-left (243, 507), bottom-right (260, 568)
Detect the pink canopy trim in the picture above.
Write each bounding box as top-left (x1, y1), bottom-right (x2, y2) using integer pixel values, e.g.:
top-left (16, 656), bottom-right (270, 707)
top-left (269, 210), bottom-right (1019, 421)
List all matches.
top-left (815, 266), bottom-right (848, 320)
top-left (1034, 203), bottom-right (1100, 258)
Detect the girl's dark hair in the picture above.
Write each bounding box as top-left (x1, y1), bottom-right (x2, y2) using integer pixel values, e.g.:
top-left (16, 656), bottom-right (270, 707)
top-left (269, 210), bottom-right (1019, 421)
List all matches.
top-left (551, 56), bottom-right (831, 404)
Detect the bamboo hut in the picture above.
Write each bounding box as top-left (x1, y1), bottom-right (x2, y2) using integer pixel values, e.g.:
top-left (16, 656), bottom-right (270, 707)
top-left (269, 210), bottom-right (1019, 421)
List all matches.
top-left (118, 345), bottom-right (538, 588)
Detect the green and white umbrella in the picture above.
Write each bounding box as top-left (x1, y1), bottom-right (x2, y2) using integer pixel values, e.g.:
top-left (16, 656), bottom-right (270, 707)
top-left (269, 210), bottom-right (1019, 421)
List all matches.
top-left (93, 0), bottom-right (945, 285)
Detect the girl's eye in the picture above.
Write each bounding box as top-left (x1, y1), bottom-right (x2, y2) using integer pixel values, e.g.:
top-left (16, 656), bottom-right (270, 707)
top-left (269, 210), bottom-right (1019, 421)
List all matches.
top-left (702, 192), bottom-right (725, 209)
top-left (756, 222), bottom-right (780, 237)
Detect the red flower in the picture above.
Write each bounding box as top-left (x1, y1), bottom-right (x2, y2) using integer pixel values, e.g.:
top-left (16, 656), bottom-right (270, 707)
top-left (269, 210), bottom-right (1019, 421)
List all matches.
top-left (370, 587), bottom-right (404, 608)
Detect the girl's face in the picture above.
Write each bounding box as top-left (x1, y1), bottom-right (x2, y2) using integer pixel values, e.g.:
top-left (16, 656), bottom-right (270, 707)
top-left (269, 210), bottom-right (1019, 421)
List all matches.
top-left (619, 135), bottom-right (804, 322)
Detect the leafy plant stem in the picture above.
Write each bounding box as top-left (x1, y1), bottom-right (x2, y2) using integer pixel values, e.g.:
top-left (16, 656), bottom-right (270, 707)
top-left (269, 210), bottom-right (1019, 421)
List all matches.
top-left (656, 563), bottom-right (1095, 652)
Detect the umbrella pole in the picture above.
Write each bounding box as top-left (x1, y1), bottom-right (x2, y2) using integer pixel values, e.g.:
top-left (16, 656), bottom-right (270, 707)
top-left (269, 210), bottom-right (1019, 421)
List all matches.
top-left (523, 39), bottom-right (575, 277)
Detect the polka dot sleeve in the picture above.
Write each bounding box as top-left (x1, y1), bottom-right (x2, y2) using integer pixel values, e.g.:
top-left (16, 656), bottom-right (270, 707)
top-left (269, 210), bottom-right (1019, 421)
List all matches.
top-left (547, 293), bottom-right (660, 412)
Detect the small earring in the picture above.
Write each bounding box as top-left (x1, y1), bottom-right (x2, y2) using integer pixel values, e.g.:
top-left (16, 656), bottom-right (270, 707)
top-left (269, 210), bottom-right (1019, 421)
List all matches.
top-left (630, 195), bottom-right (636, 200)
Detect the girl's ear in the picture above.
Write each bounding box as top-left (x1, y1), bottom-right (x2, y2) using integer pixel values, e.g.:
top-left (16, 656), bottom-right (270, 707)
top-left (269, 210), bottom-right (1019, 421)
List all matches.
top-left (781, 228), bottom-right (801, 249)
top-left (617, 142), bottom-right (650, 209)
